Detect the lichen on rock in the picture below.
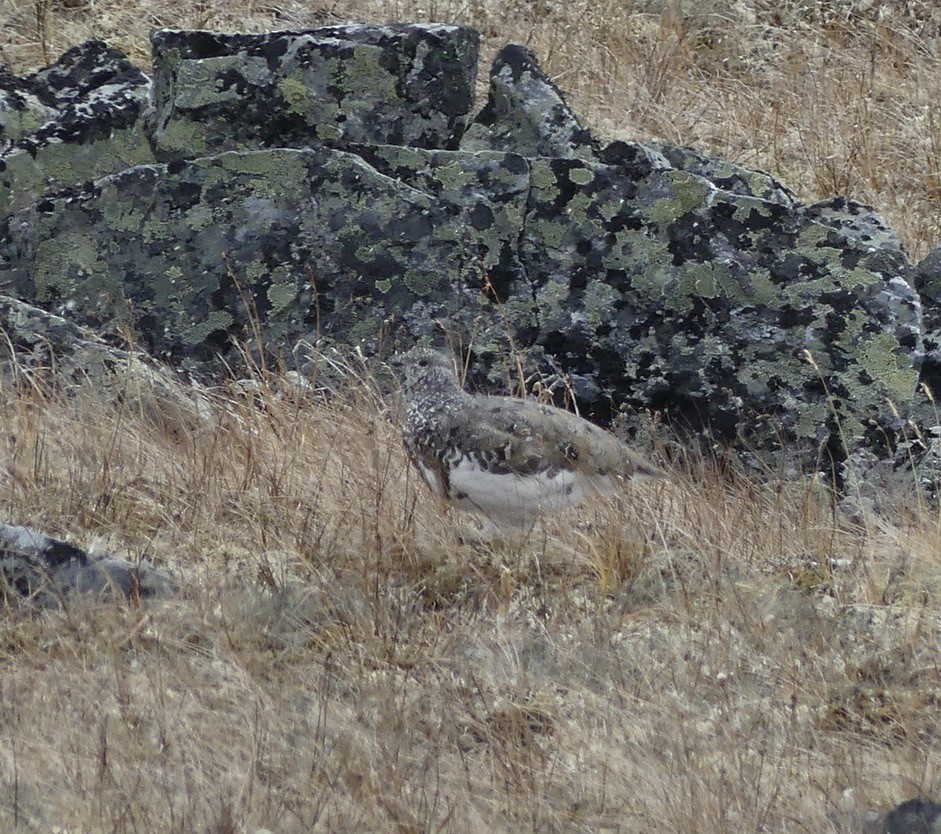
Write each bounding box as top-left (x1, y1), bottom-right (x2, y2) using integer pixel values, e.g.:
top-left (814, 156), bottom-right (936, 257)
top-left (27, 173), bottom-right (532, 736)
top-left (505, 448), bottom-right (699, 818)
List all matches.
top-left (0, 40), bottom-right (154, 222)
top-left (149, 25), bottom-right (481, 160)
top-left (0, 27), bottom-right (931, 477)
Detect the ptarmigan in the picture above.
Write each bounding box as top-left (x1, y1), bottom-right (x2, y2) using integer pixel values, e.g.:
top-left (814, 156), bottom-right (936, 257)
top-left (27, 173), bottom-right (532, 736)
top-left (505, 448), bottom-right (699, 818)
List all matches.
top-left (395, 347), bottom-right (664, 530)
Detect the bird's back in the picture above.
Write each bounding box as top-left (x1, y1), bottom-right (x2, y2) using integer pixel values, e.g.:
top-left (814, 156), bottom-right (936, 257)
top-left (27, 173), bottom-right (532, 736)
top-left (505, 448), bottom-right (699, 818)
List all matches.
top-left (426, 393), bottom-right (662, 528)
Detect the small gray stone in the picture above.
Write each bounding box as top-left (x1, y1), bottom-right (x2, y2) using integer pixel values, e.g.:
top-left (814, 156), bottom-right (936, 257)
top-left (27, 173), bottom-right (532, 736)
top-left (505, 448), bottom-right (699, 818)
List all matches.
top-left (0, 523), bottom-right (178, 607)
top-left (866, 798), bottom-right (941, 834)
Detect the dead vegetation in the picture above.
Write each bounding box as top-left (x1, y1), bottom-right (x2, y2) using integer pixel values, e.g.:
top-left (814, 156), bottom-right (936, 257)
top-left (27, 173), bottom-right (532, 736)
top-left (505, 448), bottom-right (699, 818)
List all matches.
top-left (0, 351), bottom-right (939, 832)
top-left (2, 0), bottom-right (941, 830)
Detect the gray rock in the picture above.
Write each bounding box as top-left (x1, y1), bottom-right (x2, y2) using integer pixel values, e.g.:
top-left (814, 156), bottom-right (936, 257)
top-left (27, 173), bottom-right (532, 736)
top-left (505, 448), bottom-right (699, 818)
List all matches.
top-left (644, 141), bottom-right (797, 206)
top-left (0, 30), bottom-right (927, 472)
top-left (0, 40), bottom-right (155, 221)
top-left (838, 408), bottom-right (941, 515)
top-left (0, 145), bottom-right (528, 372)
top-left (149, 24), bottom-right (480, 160)
top-left (802, 197), bottom-right (907, 253)
top-left (0, 294), bottom-right (208, 435)
top-left (460, 43), bottom-right (598, 161)
top-left (0, 67), bottom-right (55, 145)
top-left (839, 447), bottom-right (914, 521)
top-left (458, 43), bottom-right (922, 468)
top-left (27, 38), bottom-right (145, 104)
top-left (915, 244), bottom-right (941, 300)
top-left (865, 798), bottom-right (941, 834)
top-left (518, 148), bottom-right (921, 465)
top-left (913, 244), bottom-right (941, 402)
top-left (0, 523), bottom-right (177, 606)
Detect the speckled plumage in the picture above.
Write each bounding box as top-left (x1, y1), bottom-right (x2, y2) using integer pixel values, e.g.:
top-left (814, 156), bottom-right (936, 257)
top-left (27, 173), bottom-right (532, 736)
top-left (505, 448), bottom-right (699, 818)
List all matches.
top-left (395, 347), bottom-right (664, 528)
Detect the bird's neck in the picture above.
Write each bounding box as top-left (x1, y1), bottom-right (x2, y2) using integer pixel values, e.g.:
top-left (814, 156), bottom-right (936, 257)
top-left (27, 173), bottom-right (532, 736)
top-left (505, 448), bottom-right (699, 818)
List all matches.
top-left (403, 373), bottom-right (473, 431)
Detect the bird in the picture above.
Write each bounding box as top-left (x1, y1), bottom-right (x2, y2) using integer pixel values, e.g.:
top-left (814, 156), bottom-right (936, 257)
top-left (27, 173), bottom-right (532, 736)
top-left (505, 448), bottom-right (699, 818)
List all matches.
top-left (393, 346), bottom-right (664, 530)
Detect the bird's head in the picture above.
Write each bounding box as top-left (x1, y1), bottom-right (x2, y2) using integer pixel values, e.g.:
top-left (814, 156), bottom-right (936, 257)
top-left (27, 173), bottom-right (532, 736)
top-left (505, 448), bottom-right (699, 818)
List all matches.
top-left (391, 347), bottom-right (463, 397)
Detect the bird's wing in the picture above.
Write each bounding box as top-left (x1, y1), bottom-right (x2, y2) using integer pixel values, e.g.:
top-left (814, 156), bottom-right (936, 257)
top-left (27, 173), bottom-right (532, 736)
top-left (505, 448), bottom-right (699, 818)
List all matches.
top-left (460, 396), bottom-right (663, 480)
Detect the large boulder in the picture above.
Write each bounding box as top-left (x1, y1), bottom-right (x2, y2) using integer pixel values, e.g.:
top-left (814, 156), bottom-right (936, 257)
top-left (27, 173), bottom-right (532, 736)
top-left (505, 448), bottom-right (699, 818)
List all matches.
top-left (0, 30), bottom-right (926, 470)
top-left (0, 41), bottom-right (155, 221)
top-left (516, 145), bottom-right (921, 462)
top-left (461, 44), bottom-right (922, 466)
top-left (149, 25), bottom-right (480, 159)
top-left (0, 145), bottom-right (528, 371)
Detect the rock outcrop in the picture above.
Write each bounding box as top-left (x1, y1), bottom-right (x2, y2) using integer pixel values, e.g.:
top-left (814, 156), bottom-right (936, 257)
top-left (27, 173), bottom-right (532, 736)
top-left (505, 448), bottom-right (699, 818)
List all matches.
top-left (459, 43), bottom-right (598, 160)
top-left (149, 25), bottom-right (480, 159)
top-left (0, 26), bottom-right (932, 476)
top-left (914, 244), bottom-right (941, 404)
top-left (0, 40), bottom-right (155, 221)
top-left (0, 294), bottom-right (208, 435)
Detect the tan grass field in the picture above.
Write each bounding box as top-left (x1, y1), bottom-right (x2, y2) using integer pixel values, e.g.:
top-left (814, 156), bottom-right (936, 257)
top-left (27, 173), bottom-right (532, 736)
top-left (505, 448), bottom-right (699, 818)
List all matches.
top-left (3, 359), bottom-right (941, 832)
top-left (2, 1), bottom-right (941, 831)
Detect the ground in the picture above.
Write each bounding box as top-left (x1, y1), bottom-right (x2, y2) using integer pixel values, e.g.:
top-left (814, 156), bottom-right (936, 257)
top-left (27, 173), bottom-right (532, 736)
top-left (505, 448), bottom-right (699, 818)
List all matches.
top-left (2, 2), bottom-right (941, 831)
top-left (0, 356), bottom-right (939, 831)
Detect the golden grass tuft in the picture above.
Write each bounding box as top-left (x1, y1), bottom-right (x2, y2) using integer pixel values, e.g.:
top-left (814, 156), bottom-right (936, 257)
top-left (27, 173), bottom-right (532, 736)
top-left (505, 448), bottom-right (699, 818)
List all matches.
top-left (0, 357), bottom-right (940, 830)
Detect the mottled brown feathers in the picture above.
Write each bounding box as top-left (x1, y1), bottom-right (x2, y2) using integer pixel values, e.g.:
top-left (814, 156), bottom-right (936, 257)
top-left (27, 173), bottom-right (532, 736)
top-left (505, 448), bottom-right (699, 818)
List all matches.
top-left (394, 347), bottom-right (664, 528)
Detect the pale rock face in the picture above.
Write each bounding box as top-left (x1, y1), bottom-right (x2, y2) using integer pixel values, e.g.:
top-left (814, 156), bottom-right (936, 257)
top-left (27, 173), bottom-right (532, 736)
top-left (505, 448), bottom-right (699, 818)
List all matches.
top-left (395, 347), bottom-right (663, 529)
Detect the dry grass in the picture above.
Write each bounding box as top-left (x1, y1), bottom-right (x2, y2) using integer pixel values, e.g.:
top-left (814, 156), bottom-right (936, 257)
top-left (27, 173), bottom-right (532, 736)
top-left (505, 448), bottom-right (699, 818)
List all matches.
top-left (2, 1), bottom-right (941, 830)
top-left (0, 356), bottom-right (940, 831)
top-left (3, 1), bottom-right (941, 257)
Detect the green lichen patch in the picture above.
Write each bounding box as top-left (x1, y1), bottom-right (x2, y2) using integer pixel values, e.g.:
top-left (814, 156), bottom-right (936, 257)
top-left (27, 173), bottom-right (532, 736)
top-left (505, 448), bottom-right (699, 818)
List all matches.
top-left (149, 26), bottom-right (480, 160)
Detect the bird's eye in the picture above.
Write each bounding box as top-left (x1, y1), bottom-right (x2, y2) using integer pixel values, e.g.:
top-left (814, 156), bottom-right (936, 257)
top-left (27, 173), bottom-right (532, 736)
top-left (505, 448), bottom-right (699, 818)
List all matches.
top-left (417, 358), bottom-right (429, 367)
